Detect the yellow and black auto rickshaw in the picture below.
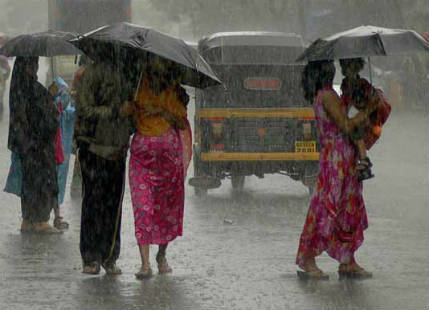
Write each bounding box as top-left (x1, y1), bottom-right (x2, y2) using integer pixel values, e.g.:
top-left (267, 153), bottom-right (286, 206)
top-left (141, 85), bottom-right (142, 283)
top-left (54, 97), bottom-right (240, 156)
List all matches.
top-left (189, 32), bottom-right (319, 196)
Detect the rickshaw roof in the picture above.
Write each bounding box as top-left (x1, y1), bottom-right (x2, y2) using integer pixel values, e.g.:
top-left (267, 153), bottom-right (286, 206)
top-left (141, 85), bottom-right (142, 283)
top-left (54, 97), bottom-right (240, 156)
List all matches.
top-left (199, 32), bottom-right (305, 51)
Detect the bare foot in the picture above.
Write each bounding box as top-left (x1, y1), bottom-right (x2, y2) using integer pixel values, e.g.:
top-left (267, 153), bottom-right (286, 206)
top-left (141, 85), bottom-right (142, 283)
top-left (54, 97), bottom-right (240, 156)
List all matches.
top-left (102, 261), bottom-right (122, 275)
top-left (21, 220), bottom-right (33, 233)
top-left (82, 261), bottom-right (100, 275)
top-left (156, 255), bottom-right (172, 274)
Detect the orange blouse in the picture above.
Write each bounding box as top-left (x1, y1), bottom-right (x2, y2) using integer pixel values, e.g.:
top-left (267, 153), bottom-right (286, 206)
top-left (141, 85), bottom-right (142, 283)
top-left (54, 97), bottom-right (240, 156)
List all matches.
top-left (134, 78), bottom-right (187, 136)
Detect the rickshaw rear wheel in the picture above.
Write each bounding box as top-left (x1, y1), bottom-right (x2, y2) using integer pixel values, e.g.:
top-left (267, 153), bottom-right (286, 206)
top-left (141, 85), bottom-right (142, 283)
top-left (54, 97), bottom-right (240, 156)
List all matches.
top-left (231, 175), bottom-right (245, 191)
top-left (194, 187), bottom-right (208, 197)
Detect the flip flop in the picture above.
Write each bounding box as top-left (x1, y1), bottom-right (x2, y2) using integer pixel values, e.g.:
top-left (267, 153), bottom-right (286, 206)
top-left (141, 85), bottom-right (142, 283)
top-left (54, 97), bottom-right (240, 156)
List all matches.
top-left (338, 268), bottom-right (373, 279)
top-left (297, 270), bottom-right (329, 280)
top-left (135, 266), bottom-right (153, 280)
top-left (356, 158), bottom-right (375, 182)
top-left (53, 217), bottom-right (69, 230)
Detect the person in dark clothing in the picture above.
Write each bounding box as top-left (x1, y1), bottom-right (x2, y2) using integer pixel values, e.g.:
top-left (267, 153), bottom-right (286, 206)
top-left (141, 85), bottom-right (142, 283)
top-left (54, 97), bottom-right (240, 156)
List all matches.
top-left (8, 56), bottom-right (61, 234)
top-left (78, 147), bottom-right (125, 273)
top-left (0, 54), bottom-right (10, 112)
top-left (0, 35), bottom-right (10, 110)
top-left (69, 55), bottom-right (90, 198)
top-left (75, 62), bottom-right (133, 275)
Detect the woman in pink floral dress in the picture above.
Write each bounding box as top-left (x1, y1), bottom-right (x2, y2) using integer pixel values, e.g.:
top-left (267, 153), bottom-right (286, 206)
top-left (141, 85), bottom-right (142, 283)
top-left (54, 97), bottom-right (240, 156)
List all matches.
top-left (296, 60), bottom-right (378, 279)
top-left (127, 64), bottom-right (192, 279)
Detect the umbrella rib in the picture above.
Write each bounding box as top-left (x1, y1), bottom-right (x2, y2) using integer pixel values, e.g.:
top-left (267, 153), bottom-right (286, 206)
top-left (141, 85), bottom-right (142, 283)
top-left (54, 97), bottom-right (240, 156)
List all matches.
top-left (374, 32), bottom-right (388, 56)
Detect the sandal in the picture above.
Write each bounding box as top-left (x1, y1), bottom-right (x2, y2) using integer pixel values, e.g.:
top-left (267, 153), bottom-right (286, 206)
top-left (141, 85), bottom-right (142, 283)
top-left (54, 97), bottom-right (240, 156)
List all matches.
top-left (156, 255), bottom-right (173, 274)
top-left (135, 265), bottom-right (153, 280)
top-left (33, 222), bottom-right (62, 234)
top-left (53, 217), bottom-right (69, 230)
top-left (82, 261), bottom-right (101, 275)
top-left (102, 261), bottom-right (122, 275)
top-left (297, 269), bottom-right (329, 280)
top-left (338, 264), bottom-right (372, 279)
top-left (356, 157), bottom-right (374, 182)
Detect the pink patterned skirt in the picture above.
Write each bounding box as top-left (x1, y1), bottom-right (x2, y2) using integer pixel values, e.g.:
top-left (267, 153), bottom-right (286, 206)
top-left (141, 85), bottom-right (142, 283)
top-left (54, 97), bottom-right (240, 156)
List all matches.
top-left (129, 128), bottom-right (185, 245)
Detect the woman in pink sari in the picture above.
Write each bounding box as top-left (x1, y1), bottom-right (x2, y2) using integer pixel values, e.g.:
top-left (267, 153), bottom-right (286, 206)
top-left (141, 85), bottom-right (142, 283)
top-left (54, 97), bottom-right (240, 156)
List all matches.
top-left (127, 64), bottom-right (191, 279)
top-left (296, 60), bottom-right (378, 279)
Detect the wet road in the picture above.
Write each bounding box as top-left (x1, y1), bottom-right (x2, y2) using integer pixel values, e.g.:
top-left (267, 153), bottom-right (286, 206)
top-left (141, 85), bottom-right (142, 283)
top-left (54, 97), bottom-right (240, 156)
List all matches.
top-left (0, 70), bottom-right (428, 310)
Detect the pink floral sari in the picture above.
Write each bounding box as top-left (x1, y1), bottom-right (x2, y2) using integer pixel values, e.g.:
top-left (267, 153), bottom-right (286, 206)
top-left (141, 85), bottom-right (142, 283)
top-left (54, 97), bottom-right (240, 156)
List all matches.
top-left (296, 88), bottom-right (368, 267)
top-left (129, 122), bottom-right (192, 245)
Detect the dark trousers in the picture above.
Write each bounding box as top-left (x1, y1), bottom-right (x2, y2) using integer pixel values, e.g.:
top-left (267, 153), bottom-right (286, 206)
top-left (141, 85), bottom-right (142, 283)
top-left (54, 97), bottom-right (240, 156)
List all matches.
top-left (21, 146), bottom-right (58, 223)
top-left (79, 148), bottom-right (125, 265)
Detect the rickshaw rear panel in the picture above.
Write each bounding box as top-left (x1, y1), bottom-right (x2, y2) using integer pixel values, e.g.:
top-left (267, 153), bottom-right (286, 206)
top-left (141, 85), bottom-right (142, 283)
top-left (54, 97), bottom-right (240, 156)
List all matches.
top-left (190, 32), bottom-right (319, 195)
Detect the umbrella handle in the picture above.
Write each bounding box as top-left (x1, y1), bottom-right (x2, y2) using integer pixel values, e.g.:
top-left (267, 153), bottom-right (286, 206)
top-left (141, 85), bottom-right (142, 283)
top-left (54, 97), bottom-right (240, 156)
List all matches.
top-left (51, 59), bottom-right (55, 82)
top-left (368, 57), bottom-right (372, 84)
top-left (134, 70), bottom-right (143, 101)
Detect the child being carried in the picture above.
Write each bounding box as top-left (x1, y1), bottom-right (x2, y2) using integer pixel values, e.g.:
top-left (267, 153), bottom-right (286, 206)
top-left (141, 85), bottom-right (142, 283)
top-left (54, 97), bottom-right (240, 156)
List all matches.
top-left (340, 58), bottom-right (391, 181)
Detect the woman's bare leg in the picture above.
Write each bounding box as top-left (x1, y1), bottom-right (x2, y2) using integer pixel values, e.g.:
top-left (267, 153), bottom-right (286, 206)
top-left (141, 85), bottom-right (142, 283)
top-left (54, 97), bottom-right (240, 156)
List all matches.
top-left (54, 206), bottom-right (60, 219)
top-left (135, 244), bottom-right (152, 279)
top-left (356, 139), bottom-right (367, 161)
top-left (139, 244), bottom-right (150, 269)
top-left (355, 139), bottom-right (374, 181)
top-left (157, 243), bottom-right (172, 273)
top-left (157, 243), bottom-right (168, 256)
top-left (53, 205), bottom-right (69, 230)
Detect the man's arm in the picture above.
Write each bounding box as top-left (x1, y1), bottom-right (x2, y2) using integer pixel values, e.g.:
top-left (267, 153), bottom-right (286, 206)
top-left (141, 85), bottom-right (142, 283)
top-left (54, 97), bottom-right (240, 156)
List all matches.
top-left (77, 65), bottom-right (117, 121)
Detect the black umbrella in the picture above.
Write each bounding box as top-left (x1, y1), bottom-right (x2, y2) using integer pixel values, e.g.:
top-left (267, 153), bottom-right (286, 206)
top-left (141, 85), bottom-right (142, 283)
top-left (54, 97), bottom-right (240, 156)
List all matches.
top-left (296, 25), bottom-right (429, 62)
top-left (69, 22), bottom-right (221, 88)
top-left (0, 30), bottom-right (81, 57)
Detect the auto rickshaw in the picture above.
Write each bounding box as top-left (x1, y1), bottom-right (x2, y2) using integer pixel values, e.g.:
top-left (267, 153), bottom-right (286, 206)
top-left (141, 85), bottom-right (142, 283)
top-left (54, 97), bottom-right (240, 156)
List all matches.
top-left (189, 31), bottom-right (319, 196)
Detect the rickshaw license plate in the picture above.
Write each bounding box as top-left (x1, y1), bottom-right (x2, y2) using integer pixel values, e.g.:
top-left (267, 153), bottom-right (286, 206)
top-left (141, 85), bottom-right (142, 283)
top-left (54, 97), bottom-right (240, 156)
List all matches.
top-left (295, 141), bottom-right (316, 152)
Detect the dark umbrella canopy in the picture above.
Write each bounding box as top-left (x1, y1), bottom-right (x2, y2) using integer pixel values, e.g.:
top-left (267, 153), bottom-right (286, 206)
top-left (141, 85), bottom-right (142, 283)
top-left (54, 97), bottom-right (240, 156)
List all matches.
top-left (297, 25), bottom-right (429, 62)
top-left (0, 30), bottom-right (81, 57)
top-left (70, 22), bottom-right (221, 88)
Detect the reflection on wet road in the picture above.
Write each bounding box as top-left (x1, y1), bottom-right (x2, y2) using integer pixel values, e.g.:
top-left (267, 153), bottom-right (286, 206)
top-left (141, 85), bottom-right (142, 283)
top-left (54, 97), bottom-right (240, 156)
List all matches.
top-left (0, 72), bottom-right (427, 309)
